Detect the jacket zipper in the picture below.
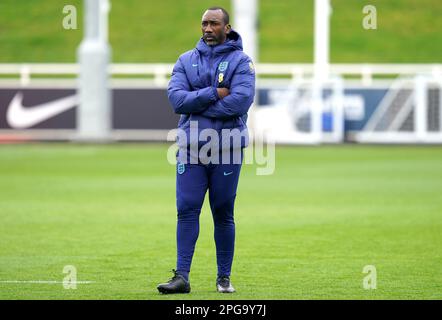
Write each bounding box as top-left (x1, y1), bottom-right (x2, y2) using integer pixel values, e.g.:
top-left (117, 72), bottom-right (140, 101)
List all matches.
top-left (208, 47), bottom-right (214, 86)
top-left (208, 48), bottom-right (217, 127)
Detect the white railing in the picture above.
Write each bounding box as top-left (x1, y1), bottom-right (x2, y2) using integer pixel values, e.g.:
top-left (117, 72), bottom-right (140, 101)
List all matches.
top-left (1, 63), bottom-right (441, 143)
top-left (1, 63), bottom-right (441, 86)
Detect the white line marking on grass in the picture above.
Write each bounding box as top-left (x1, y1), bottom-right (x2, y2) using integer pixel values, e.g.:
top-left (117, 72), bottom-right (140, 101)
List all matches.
top-left (0, 280), bottom-right (95, 284)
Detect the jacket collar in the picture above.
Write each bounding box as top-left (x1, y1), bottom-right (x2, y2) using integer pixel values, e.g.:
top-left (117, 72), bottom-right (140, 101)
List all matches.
top-left (195, 29), bottom-right (243, 56)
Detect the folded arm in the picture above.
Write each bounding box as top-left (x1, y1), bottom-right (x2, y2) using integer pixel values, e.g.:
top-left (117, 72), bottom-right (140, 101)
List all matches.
top-left (167, 57), bottom-right (219, 114)
top-left (200, 57), bottom-right (256, 119)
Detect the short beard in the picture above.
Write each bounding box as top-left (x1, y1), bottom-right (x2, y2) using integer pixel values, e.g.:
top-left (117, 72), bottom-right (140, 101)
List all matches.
top-left (203, 34), bottom-right (226, 46)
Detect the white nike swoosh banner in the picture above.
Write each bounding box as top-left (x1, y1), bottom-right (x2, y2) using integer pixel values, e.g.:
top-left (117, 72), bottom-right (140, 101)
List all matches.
top-left (0, 88), bottom-right (179, 131)
top-left (6, 92), bottom-right (78, 129)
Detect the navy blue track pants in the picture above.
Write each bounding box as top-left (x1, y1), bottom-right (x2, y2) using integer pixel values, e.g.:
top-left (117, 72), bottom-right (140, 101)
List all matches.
top-left (175, 153), bottom-right (243, 278)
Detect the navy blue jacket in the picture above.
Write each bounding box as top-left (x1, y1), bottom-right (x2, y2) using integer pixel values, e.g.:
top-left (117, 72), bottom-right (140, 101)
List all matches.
top-left (168, 30), bottom-right (255, 149)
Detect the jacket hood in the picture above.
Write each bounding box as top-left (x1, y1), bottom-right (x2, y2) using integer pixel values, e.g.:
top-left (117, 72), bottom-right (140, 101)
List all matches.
top-left (196, 29), bottom-right (243, 56)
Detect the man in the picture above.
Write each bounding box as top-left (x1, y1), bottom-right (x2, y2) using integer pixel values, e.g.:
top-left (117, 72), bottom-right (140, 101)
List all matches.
top-left (157, 6), bottom-right (255, 294)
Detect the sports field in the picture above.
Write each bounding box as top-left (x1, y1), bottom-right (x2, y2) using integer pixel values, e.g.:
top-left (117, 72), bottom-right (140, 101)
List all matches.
top-left (0, 144), bottom-right (441, 299)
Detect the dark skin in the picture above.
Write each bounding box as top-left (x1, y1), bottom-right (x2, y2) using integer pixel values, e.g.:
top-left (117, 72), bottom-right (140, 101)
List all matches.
top-left (201, 9), bottom-right (231, 99)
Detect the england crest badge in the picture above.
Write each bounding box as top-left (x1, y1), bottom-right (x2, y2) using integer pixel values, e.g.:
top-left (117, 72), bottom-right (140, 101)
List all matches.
top-left (218, 61), bottom-right (229, 72)
top-left (177, 163), bottom-right (185, 175)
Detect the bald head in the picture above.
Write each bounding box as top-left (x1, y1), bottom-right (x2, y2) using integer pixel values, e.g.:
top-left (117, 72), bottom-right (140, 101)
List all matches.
top-left (201, 7), bottom-right (231, 46)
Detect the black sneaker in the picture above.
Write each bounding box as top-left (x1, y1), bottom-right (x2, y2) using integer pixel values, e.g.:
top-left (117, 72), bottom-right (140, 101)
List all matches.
top-left (216, 276), bottom-right (235, 293)
top-left (157, 269), bottom-right (191, 294)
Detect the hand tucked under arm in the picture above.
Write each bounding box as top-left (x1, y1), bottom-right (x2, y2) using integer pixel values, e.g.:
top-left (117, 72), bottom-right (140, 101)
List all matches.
top-left (216, 88), bottom-right (230, 99)
top-left (201, 58), bottom-right (255, 119)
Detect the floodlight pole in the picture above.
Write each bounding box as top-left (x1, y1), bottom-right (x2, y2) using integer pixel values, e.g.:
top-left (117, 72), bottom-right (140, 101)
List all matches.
top-left (233, 0), bottom-right (258, 62)
top-left (314, 0), bottom-right (330, 81)
top-left (233, 0), bottom-right (258, 134)
top-left (312, 0), bottom-right (331, 141)
top-left (76, 0), bottom-right (112, 141)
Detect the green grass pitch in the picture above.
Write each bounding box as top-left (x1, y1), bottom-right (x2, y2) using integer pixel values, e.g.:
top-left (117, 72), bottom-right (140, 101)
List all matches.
top-left (1, 0), bottom-right (441, 63)
top-left (0, 143), bottom-right (441, 299)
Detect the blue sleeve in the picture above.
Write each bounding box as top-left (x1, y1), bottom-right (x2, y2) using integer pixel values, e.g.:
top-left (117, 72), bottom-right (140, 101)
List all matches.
top-left (167, 57), bottom-right (219, 114)
top-left (200, 57), bottom-right (256, 119)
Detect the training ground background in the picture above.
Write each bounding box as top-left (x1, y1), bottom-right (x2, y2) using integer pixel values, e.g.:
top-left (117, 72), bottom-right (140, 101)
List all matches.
top-left (0, 0), bottom-right (441, 299)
